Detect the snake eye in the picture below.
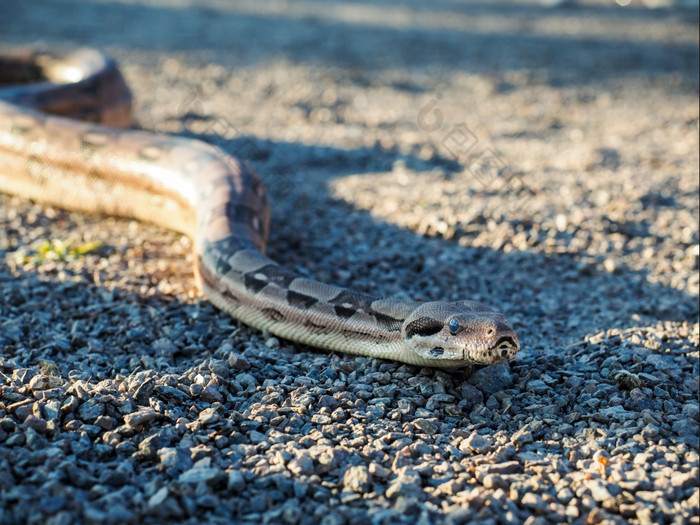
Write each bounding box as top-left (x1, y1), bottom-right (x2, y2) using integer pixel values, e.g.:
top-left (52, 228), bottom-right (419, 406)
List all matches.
top-left (448, 319), bottom-right (460, 335)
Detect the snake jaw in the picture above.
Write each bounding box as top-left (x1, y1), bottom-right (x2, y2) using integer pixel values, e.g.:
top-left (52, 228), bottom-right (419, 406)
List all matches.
top-left (464, 333), bottom-right (520, 365)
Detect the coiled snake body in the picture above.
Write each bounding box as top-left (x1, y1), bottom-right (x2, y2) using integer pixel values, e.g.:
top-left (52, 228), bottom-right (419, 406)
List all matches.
top-left (0, 49), bottom-right (519, 367)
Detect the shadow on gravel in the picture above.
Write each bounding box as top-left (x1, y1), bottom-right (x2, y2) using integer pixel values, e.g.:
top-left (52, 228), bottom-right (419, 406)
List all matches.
top-left (189, 129), bottom-right (700, 343)
top-left (1, 128), bottom-right (696, 364)
top-left (0, 0), bottom-right (697, 361)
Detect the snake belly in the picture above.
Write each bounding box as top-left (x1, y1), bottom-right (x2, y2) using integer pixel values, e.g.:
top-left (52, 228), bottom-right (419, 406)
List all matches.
top-left (0, 49), bottom-right (520, 367)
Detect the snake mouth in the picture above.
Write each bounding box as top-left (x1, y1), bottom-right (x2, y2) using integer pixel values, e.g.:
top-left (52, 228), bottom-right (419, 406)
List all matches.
top-left (461, 335), bottom-right (520, 365)
top-left (482, 335), bottom-right (520, 363)
top-left (492, 336), bottom-right (519, 351)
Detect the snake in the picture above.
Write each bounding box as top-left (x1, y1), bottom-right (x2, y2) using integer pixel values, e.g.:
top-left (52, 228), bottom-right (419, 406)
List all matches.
top-left (0, 48), bottom-right (519, 367)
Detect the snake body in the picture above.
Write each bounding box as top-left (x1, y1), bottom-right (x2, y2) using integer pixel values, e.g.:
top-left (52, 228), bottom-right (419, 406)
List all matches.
top-left (0, 49), bottom-right (519, 367)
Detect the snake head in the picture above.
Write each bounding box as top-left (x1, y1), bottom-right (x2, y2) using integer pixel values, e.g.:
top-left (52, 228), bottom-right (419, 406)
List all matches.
top-left (401, 300), bottom-right (519, 367)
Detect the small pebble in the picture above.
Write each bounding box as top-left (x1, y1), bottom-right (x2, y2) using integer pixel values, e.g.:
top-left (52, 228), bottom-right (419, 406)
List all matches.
top-left (343, 465), bottom-right (371, 493)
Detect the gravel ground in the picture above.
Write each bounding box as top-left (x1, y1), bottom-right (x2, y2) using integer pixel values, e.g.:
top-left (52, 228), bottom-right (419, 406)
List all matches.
top-left (1, 1), bottom-right (698, 524)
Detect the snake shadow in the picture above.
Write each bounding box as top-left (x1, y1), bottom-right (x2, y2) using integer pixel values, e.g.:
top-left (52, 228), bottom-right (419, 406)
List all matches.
top-left (0, 128), bottom-right (695, 377)
top-left (185, 125), bottom-right (698, 351)
top-left (1, 0), bottom-right (697, 369)
top-left (0, 154), bottom-right (693, 370)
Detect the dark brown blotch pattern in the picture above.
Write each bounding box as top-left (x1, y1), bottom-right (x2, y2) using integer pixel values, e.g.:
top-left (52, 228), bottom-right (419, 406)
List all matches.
top-left (404, 317), bottom-right (443, 339)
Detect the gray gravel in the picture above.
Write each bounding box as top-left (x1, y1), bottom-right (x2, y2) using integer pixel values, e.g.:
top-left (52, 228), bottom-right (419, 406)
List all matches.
top-left (1, 1), bottom-right (699, 524)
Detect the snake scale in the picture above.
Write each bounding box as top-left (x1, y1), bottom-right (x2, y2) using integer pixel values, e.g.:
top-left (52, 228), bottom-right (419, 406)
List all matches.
top-left (0, 48), bottom-right (519, 367)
